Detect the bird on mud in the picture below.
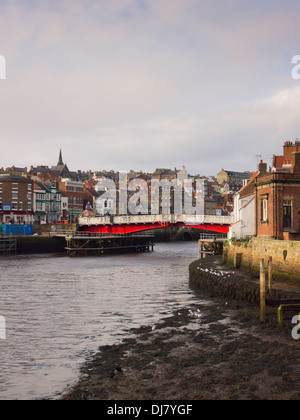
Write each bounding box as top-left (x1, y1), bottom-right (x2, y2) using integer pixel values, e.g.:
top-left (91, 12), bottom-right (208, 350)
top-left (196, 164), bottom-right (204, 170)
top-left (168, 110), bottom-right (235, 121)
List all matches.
top-left (109, 364), bottom-right (123, 379)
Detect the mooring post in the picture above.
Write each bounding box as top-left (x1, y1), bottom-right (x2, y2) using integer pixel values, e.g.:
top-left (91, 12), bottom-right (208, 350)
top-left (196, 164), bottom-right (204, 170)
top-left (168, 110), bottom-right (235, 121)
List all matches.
top-left (268, 256), bottom-right (273, 292)
top-left (260, 259), bottom-right (266, 323)
top-left (277, 305), bottom-right (283, 325)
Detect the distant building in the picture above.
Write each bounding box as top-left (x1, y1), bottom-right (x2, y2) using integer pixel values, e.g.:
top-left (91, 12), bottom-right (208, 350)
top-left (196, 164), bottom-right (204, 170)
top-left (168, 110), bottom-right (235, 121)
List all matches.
top-left (204, 197), bottom-right (217, 216)
top-left (177, 166), bottom-right (189, 183)
top-left (3, 166), bottom-right (28, 176)
top-left (31, 150), bottom-right (80, 182)
top-left (83, 185), bottom-right (100, 212)
top-left (33, 181), bottom-right (62, 224)
top-left (217, 169), bottom-right (252, 187)
top-left (51, 149), bottom-right (73, 179)
top-left (58, 178), bottom-right (84, 222)
top-left (152, 168), bottom-right (178, 181)
top-left (0, 174), bottom-right (34, 224)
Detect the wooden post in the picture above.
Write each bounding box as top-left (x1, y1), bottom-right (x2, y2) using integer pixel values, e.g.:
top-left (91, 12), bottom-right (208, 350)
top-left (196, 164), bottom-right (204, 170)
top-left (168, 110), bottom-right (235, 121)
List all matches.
top-left (268, 256), bottom-right (273, 292)
top-left (277, 305), bottom-right (283, 325)
top-left (260, 259), bottom-right (266, 323)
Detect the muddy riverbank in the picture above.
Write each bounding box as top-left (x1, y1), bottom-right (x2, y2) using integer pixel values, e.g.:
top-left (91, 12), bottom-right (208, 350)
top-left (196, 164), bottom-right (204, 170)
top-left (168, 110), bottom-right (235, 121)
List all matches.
top-left (62, 284), bottom-right (300, 400)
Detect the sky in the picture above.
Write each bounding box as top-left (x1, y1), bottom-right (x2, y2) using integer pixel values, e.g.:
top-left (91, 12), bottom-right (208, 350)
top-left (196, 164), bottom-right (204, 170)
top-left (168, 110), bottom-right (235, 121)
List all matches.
top-left (1, 0), bottom-right (300, 176)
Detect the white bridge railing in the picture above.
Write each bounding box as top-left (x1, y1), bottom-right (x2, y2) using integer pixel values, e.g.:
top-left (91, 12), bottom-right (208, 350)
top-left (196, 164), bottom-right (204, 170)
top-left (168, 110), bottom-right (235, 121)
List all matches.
top-left (78, 214), bottom-right (234, 226)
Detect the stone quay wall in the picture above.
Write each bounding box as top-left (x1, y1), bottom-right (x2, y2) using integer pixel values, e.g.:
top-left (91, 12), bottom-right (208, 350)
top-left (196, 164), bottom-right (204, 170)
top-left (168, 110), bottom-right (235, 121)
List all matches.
top-left (189, 257), bottom-right (300, 305)
top-left (223, 237), bottom-right (300, 280)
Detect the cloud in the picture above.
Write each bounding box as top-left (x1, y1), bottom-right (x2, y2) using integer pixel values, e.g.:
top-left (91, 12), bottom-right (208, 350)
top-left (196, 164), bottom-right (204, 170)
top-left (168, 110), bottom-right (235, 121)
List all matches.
top-left (1, 0), bottom-right (300, 175)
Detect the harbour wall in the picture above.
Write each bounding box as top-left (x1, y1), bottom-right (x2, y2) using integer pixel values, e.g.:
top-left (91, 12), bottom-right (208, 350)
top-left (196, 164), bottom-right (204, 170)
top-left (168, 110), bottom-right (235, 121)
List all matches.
top-left (189, 257), bottom-right (298, 305)
top-left (223, 237), bottom-right (300, 281)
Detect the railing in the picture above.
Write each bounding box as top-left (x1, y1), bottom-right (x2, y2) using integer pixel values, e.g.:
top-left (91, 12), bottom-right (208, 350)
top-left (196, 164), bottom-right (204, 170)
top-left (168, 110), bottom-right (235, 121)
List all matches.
top-left (199, 233), bottom-right (228, 240)
top-left (0, 235), bottom-right (17, 253)
top-left (78, 214), bottom-right (234, 226)
top-left (50, 231), bottom-right (155, 238)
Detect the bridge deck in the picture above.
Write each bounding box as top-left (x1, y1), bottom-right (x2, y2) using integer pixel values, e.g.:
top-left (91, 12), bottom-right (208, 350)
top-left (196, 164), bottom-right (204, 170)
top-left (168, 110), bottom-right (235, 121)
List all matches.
top-left (78, 215), bottom-right (234, 235)
top-left (79, 214), bottom-right (234, 226)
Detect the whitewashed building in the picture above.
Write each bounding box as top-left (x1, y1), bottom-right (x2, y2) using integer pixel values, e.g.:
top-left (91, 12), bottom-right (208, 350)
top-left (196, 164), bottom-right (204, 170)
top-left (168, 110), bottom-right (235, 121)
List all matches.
top-left (229, 170), bottom-right (259, 240)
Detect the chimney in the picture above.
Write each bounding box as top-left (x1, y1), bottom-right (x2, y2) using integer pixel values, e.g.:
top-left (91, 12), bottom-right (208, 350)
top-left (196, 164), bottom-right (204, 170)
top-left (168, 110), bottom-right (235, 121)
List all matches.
top-left (291, 152), bottom-right (300, 174)
top-left (258, 160), bottom-right (268, 175)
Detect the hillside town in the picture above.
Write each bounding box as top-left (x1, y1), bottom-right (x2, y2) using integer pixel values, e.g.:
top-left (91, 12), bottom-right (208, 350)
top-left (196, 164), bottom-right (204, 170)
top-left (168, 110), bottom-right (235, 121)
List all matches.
top-left (1, 141), bottom-right (300, 246)
top-left (0, 149), bottom-right (252, 227)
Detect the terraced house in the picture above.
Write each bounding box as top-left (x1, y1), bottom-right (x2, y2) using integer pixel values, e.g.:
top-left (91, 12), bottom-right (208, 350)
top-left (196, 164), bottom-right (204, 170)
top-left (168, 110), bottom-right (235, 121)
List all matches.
top-left (33, 182), bottom-right (62, 224)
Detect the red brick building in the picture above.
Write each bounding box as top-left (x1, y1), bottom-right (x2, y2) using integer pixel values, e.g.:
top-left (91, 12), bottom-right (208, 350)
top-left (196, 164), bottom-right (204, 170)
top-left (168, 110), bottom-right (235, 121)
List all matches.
top-left (255, 143), bottom-right (300, 240)
top-left (0, 174), bottom-right (34, 224)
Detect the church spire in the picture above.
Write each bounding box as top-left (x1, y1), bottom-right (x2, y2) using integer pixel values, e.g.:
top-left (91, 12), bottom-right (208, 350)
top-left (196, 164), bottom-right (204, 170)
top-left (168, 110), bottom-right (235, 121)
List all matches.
top-left (58, 149), bottom-right (63, 166)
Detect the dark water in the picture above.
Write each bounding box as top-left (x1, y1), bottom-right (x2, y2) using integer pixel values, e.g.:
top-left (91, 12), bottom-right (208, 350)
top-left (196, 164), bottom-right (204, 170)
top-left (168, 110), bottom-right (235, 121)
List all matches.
top-left (0, 242), bottom-right (199, 400)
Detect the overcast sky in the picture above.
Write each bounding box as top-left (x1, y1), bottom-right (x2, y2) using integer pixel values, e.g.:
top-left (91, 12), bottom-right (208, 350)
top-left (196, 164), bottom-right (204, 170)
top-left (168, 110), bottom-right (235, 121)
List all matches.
top-left (1, 0), bottom-right (300, 176)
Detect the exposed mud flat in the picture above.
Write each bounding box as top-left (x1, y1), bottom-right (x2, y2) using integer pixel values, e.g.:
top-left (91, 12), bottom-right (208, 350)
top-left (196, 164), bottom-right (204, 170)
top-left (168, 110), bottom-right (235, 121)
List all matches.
top-left (62, 293), bottom-right (300, 401)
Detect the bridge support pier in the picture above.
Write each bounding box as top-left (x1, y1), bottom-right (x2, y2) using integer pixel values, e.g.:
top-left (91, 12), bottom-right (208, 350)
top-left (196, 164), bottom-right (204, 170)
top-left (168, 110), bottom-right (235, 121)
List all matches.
top-left (65, 234), bottom-right (154, 257)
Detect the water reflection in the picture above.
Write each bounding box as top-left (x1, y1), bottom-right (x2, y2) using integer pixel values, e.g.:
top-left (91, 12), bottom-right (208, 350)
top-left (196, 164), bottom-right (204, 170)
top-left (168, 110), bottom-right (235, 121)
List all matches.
top-left (0, 242), bottom-right (199, 400)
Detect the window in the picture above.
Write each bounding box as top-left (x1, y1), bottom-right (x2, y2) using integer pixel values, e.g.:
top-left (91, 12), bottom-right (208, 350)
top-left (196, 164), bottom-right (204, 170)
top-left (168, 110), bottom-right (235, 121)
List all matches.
top-left (12, 203), bottom-right (18, 210)
top-left (19, 202), bottom-right (23, 210)
top-left (283, 201), bottom-right (292, 229)
top-left (12, 192), bottom-right (18, 200)
top-left (261, 198), bottom-right (268, 222)
top-left (36, 202), bottom-right (44, 211)
top-left (12, 183), bottom-right (18, 190)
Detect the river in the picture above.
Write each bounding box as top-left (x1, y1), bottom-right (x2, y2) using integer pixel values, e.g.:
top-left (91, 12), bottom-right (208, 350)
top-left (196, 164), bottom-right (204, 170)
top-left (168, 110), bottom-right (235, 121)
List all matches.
top-left (0, 242), bottom-right (200, 400)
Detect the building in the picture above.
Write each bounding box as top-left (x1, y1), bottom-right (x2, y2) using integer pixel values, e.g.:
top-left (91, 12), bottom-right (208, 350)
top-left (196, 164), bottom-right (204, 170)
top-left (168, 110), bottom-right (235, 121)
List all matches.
top-left (272, 140), bottom-right (300, 172)
top-left (217, 169), bottom-right (252, 187)
top-left (255, 142), bottom-right (300, 240)
top-left (229, 164), bottom-right (265, 240)
top-left (61, 196), bottom-right (69, 221)
top-left (0, 174), bottom-right (34, 224)
top-left (51, 149), bottom-right (73, 179)
top-left (33, 182), bottom-right (62, 224)
top-left (58, 178), bottom-right (84, 222)
top-left (83, 185), bottom-right (100, 213)
top-left (152, 168), bottom-right (179, 181)
top-left (30, 150), bottom-right (81, 182)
